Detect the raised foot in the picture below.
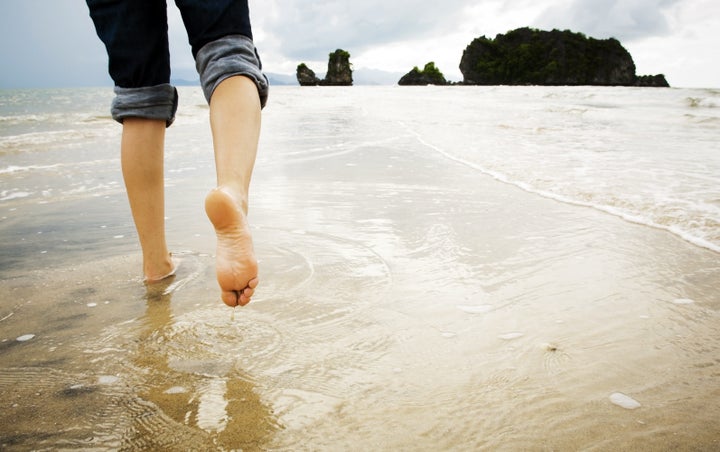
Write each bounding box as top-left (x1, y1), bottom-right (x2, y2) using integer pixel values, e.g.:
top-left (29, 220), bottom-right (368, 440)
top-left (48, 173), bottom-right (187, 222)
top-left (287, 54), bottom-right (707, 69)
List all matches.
top-left (205, 187), bottom-right (259, 307)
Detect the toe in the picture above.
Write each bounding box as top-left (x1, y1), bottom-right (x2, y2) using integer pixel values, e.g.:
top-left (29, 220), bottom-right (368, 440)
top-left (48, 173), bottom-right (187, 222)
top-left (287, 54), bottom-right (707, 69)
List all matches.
top-left (221, 290), bottom-right (239, 307)
top-left (238, 288), bottom-right (254, 306)
top-left (238, 294), bottom-right (251, 306)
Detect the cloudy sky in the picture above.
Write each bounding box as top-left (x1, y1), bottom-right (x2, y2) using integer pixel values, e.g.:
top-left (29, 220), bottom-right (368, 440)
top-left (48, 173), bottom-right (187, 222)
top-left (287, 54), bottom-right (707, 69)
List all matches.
top-left (0, 0), bottom-right (717, 88)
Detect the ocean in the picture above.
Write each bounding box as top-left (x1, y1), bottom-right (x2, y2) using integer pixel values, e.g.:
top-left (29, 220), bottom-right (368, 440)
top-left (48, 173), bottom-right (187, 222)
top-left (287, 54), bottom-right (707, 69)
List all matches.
top-left (1, 85), bottom-right (719, 450)
top-left (359, 85), bottom-right (720, 254)
top-left (2, 86), bottom-right (719, 254)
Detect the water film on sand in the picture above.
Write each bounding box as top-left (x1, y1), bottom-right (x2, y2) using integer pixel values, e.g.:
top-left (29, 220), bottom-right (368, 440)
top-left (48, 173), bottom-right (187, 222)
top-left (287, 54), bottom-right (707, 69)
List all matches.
top-left (1, 86), bottom-right (720, 450)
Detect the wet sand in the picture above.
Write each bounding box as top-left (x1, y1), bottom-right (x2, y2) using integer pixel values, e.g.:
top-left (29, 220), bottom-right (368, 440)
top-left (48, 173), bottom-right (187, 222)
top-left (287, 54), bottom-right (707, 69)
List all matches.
top-left (1, 87), bottom-right (720, 450)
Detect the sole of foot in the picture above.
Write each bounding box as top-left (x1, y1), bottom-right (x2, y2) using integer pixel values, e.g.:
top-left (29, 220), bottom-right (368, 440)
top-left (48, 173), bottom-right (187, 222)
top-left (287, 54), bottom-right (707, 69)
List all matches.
top-left (205, 187), bottom-right (259, 307)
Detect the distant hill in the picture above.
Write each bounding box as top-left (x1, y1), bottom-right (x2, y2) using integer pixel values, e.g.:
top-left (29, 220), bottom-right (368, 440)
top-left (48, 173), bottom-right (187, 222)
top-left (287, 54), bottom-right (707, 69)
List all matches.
top-left (266, 73), bottom-right (298, 86)
top-left (353, 68), bottom-right (405, 85)
top-left (460, 27), bottom-right (669, 87)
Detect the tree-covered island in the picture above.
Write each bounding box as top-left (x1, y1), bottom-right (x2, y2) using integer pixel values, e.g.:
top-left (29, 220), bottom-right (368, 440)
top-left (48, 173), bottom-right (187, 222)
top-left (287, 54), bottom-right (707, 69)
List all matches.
top-left (459, 27), bottom-right (669, 87)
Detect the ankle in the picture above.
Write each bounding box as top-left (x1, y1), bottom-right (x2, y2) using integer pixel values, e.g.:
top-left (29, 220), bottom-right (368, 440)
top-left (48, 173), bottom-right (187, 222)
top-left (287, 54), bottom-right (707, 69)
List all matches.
top-left (214, 185), bottom-right (248, 213)
top-left (143, 252), bottom-right (174, 281)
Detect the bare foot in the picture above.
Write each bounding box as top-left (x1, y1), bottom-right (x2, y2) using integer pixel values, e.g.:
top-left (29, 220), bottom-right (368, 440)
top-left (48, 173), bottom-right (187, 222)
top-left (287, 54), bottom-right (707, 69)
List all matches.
top-left (205, 187), bottom-right (259, 307)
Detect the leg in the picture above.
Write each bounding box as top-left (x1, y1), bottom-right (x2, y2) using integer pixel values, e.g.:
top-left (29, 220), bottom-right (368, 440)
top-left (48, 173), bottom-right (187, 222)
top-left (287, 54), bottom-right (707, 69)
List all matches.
top-left (87, 0), bottom-right (178, 281)
top-left (205, 76), bottom-right (261, 307)
top-left (175, 0), bottom-right (268, 306)
top-left (121, 118), bottom-right (175, 282)
top-left (86, 0), bottom-right (171, 90)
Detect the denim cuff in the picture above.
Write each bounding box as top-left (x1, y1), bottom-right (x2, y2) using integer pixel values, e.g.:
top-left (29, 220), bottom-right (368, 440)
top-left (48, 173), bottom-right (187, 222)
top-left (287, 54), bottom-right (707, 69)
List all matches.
top-left (195, 34), bottom-right (269, 108)
top-left (111, 84), bottom-right (179, 127)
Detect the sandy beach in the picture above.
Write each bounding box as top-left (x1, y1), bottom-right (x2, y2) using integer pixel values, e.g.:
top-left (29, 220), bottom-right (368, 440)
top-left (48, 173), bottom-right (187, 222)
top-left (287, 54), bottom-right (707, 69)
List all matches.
top-left (1, 86), bottom-right (719, 450)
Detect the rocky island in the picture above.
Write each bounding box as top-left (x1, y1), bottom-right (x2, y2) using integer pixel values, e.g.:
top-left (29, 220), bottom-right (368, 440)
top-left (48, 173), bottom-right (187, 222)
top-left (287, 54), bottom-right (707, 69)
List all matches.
top-left (459, 27), bottom-right (669, 87)
top-left (296, 49), bottom-right (353, 86)
top-left (296, 63), bottom-right (321, 86)
top-left (398, 62), bottom-right (448, 86)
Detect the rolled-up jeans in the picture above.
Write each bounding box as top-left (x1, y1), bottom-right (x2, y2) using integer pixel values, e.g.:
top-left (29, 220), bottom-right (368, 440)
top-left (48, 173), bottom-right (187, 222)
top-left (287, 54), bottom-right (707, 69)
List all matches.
top-left (87, 0), bottom-right (269, 126)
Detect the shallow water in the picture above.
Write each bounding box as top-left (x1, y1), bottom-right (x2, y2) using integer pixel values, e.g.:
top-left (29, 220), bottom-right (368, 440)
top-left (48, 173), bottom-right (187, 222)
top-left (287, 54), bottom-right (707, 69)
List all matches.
top-left (1, 86), bottom-right (719, 450)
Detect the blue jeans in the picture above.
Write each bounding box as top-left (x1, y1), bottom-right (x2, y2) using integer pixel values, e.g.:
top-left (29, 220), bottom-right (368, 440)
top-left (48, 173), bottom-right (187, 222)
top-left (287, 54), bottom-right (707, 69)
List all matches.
top-left (87, 0), bottom-right (268, 125)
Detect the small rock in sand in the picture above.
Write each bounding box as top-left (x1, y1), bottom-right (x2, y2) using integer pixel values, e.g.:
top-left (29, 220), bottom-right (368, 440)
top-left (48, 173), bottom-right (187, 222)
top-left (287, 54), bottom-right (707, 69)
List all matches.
top-left (610, 392), bottom-right (641, 409)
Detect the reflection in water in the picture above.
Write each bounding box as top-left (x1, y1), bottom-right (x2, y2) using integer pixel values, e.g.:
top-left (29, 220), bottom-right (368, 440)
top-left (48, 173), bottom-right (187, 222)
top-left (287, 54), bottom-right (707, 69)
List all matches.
top-left (125, 282), bottom-right (279, 450)
top-left (0, 253), bottom-right (281, 450)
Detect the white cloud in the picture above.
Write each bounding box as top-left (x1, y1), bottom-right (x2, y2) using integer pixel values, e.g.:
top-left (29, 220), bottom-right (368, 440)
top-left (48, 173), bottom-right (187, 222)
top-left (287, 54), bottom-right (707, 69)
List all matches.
top-left (248, 0), bottom-right (719, 87)
top-left (0, 0), bottom-right (717, 88)
top-left (534, 0), bottom-right (679, 41)
top-left (250, 0), bottom-right (550, 79)
top-left (0, 0), bottom-right (109, 87)
top-left (250, 0), bottom-right (471, 60)
top-left (625, 0), bottom-right (720, 86)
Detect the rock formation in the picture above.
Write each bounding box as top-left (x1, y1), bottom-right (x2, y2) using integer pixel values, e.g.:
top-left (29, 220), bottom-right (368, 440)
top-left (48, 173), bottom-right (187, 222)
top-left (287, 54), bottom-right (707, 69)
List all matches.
top-left (459, 27), bottom-right (669, 87)
top-left (296, 63), bottom-right (321, 86)
top-left (296, 49), bottom-right (353, 86)
top-left (634, 74), bottom-right (670, 87)
top-left (398, 62), bottom-right (448, 85)
top-left (322, 49), bottom-right (353, 86)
